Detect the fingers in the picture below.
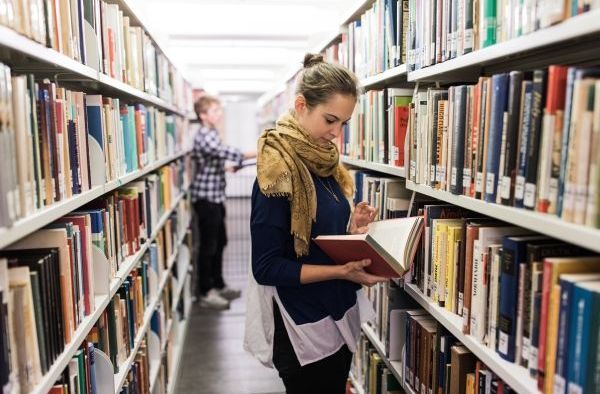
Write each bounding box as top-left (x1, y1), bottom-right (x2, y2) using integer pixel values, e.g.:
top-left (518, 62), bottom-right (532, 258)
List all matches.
top-left (356, 226), bottom-right (369, 234)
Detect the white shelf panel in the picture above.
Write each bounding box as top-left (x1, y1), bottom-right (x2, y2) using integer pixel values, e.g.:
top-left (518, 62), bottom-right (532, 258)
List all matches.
top-left (30, 192), bottom-right (186, 394)
top-left (341, 157), bottom-right (406, 178)
top-left (340, 0), bottom-right (376, 26)
top-left (406, 181), bottom-right (600, 253)
top-left (404, 283), bottom-right (538, 394)
top-left (360, 65), bottom-right (408, 89)
top-left (0, 24), bottom-right (188, 116)
top-left (167, 316), bottom-right (190, 394)
top-left (407, 9), bottom-right (600, 82)
top-left (361, 324), bottom-right (404, 385)
top-left (0, 151), bottom-right (188, 249)
top-left (31, 295), bottom-right (109, 394)
top-left (349, 371), bottom-right (366, 394)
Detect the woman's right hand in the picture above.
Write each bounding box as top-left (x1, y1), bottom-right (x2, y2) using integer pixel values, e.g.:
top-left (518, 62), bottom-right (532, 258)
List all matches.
top-left (340, 259), bottom-right (387, 286)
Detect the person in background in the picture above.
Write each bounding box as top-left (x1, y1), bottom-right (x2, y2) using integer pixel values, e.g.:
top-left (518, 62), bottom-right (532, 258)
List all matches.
top-left (247, 53), bottom-right (385, 393)
top-left (192, 95), bottom-right (256, 310)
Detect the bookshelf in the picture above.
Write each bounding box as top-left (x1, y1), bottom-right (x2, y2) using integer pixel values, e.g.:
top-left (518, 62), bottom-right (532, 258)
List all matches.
top-left (0, 23), bottom-right (188, 117)
top-left (349, 371), bottom-right (366, 394)
top-left (404, 283), bottom-right (538, 394)
top-left (360, 324), bottom-right (404, 385)
top-left (30, 191), bottom-right (189, 394)
top-left (408, 9), bottom-right (600, 83)
top-left (0, 151), bottom-right (189, 250)
top-left (360, 65), bottom-right (408, 90)
top-left (342, 156), bottom-right (406, 178)
top-left (405, 181), bottom-right (600, 254)
top-left (0, 0), bottom-right (194, 391)
top-left (166, 306), bottom-right (191, 394)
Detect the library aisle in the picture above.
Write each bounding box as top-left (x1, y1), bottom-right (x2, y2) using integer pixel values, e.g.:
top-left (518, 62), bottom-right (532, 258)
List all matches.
top-left (176, 194), bottom-right (284, 394)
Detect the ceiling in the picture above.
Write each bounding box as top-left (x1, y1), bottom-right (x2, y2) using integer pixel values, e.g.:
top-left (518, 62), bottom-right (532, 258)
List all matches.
top-left (130, 0), bottom-right (353, 102)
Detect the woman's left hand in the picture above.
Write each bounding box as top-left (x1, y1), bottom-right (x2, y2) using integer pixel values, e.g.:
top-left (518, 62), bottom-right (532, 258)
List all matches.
top-left (349, 202), bottom-right (378, 234)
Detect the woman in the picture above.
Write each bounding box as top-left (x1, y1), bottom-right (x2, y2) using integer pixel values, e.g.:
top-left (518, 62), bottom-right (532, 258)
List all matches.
top-left (248, 53), bottom-right (387, 393)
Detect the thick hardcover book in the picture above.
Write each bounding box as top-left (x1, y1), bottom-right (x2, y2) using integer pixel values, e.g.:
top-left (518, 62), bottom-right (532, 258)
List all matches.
top-left (500, 71), bottom-right (524, 206)
top-left (450, 86), bottom-right (467, 195)
top-left (314, 216), bottom-right (424, 278)
top-left (484, 73), bottom-right (509, 203)
top-left (514, 80), bottom-right (534, 209)
top-left (523, 70), bottom-right (547, 210)
top-left (497, 235), bottom-right (547, 362)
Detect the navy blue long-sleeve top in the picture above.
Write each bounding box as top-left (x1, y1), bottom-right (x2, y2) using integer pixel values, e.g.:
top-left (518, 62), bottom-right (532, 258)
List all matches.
top-left (250, 173), bottom-right (362, 326)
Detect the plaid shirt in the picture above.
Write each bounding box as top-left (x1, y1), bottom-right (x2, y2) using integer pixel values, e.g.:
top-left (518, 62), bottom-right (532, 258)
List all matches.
top-left (191, 126), bottom-right (243, 203)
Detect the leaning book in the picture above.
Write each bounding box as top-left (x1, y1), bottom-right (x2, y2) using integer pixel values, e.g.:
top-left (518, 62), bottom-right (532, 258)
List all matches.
top-left (314, 216), bottom-right (424, 277)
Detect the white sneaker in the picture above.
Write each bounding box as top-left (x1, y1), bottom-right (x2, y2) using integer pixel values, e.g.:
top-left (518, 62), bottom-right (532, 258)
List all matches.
top-left (218, 286), bottom-right (242, 300)
top-left (199, 289), bottom-right (230, 310)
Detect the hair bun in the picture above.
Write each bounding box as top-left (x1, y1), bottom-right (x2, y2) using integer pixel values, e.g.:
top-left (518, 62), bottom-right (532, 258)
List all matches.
top-left (303, 53), bottom-right (324, 68)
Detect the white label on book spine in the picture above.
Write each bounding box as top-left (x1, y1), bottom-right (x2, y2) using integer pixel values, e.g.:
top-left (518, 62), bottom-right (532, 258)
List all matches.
top-left (451, 167), bottom-right (458, 186)
top-left (486, 173), bottom-right (496, 194)
top-left (464, 29), bottom-right (474, 51)
top-left (553, 375), bottom-right (566, 394)
top-left (529, 347), bottom-right (538, 373)
top-left (410, 162), bottom-right (416, 179)
top-left (463, 168), bottom-right (472, 189)
top-left (462, 308), bottom-right (470, 328)
top-left (549, 178), bottom-right (559, 210)
top-left (498, 331), bottom-right (509, 355)
top-left (501, 176), bottom-right (512, 199)
top-left (457, 293), bottom-right (464, 315)
top-left (439, 166), bottom-right (446, 183)
top-left (522, 337), bottom-right (530, 360)
top-left (24, 182), bottom-right (33, 215)
top-left (524, 182), bottom-right (536, 207)
top-left (475, 172), bottom-right (484, 193)
top-left (567, 383), bottom-right (583, 394)
top-left (515, 175), bottom-right (525, 200)
top-left (430, 165), bottom-right (436, 183)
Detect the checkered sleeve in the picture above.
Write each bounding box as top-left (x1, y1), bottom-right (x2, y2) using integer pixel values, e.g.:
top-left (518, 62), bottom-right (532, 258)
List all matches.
top-left (196, 131), bottom-right (243, 163)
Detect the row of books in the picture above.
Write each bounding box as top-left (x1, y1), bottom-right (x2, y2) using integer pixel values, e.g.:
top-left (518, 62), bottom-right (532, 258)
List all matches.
top-left (0, 62), bottom-right (188, 229)
top-left (337, 0), bottom-right (408, 80)
top-left (407, 66), bottom-right (600, 228)
top-left (342, 88), bottom-right (412, 168)
top-left (50, 238), bottom-right (192, 394)
top-left (351, 335), bottom-right (403, 394)
top-left (409, 202), bottom-right (600, 393)
top-left (352, 172), bottom-right (413, 220)
top-left (1, 0), bottom-right (193, 110)
top-left (0, 162), bottom-right (189, 393)
top-left (406, 0), bottom-right (599, 71)
top-left (354, 302), bottom-right (523, 394)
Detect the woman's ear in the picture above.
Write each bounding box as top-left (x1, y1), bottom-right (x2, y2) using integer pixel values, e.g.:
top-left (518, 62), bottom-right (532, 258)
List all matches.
top-left (294, 94), bottom-right (307, 115)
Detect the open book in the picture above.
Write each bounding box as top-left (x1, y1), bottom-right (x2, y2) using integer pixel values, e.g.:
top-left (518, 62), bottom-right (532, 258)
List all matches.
top-left (313, 216), bottom-right (424, 278)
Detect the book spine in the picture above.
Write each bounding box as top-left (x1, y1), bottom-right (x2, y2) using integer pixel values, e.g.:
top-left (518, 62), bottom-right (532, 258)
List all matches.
top-left (484, 74), bottom-right (508, 203)
top-left (450, 86), bottom-right (467, 195)
top-left (500, 71), bottom-right (524, 206)
top-left (514, 81), bottom-right (534, 208)
top-left (498, 238), bottom-right (518, 361)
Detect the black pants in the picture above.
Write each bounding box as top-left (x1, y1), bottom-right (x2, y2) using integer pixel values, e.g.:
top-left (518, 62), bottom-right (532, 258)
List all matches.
top-left (194, 199), bottom-right (227, 296)
top-left (272, 303), bottom-right (353, 394)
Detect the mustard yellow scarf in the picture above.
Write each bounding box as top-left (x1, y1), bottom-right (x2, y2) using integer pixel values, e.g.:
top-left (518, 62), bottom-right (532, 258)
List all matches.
top-left (257, 111), bottom-right (354, 257)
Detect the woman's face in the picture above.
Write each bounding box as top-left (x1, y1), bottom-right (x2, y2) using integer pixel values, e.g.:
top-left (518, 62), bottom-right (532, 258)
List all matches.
top-left (294, 93), bottom-right (356, 147)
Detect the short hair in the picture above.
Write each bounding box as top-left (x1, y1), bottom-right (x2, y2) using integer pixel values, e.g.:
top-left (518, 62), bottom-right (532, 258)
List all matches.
top-left (296, 53), bottom-right (360, 109)
top-left (194, 95), bottom-right (221, 123)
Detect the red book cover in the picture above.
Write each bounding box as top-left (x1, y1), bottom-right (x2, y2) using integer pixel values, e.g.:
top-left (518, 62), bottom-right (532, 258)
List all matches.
top-left (395, 105), bottom-right (409, 167)
top-left (313, 217), bottom-right (423, 278)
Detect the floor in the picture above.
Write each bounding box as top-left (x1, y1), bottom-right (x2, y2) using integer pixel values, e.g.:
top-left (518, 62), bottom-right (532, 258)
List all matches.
top-left (174, 280), bottom-right (285, 394)
top-left (175, 187), bottom-right (285, 394)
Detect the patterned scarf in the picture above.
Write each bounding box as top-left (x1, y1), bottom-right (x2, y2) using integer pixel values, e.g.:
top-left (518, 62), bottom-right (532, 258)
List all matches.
top-left (257, 110), bottom-right (354, 257)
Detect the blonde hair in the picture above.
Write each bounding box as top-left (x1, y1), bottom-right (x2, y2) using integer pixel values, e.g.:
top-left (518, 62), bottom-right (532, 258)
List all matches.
top-left (296, 53), bottom-right (360, 109)
top-left (194, 95), bottom-right (220, 124)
